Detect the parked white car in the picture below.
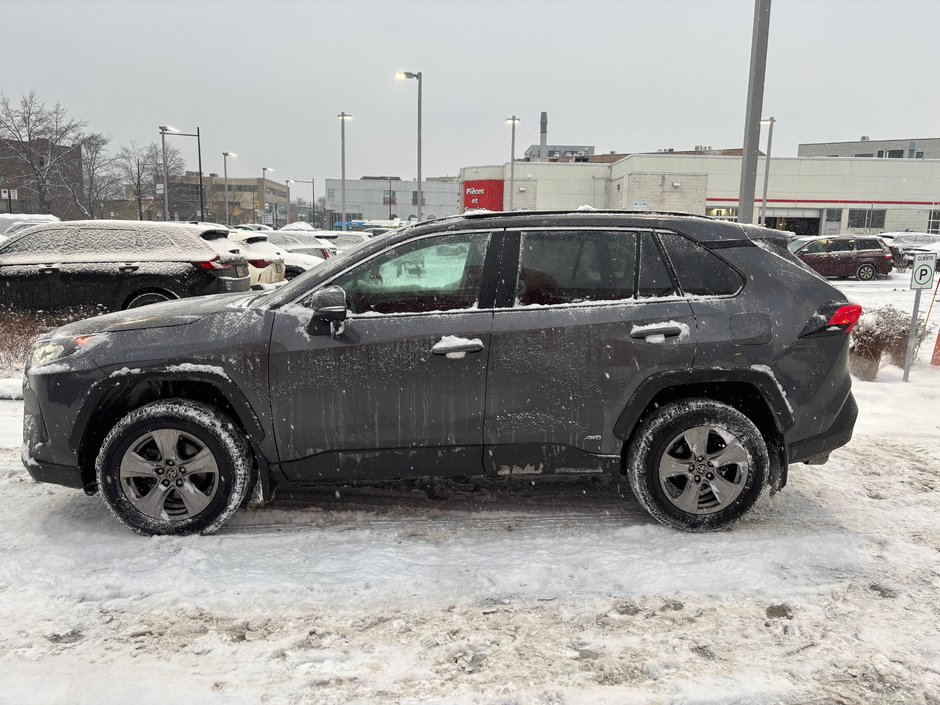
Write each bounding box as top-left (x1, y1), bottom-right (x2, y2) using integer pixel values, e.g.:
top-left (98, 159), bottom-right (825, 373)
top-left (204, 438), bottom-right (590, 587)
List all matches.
top-left (227, 232), bottom-right (287, 286)
top-left (266, 231), bottom-right (338, 259)
top-left (228, 231), bottom-right (324, 283)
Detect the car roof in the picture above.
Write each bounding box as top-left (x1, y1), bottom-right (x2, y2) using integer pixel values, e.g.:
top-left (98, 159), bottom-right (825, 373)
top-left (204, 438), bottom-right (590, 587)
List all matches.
top-left (402, 209), bottom-right (763, 244)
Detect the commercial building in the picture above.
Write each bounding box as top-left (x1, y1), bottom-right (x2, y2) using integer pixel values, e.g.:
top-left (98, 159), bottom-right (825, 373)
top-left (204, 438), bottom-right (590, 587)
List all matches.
top-left (523, 111), bottom-right (594, 162)
top-left (460, 152), bottom-right (940, 236)
top-left (0, 137), bottom-right (85, 219)
top-left (323, 176), bottom-right (459, 226)
top-left (798, 136), bottom-right (940, 160)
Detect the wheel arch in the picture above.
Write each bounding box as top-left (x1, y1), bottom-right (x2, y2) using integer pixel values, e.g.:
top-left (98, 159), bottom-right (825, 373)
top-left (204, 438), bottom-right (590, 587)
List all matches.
top-left (122, 287), bottom-right (179, 310)
top-left (614, 369), bottom-right (792, 490)
top-left (74, 371), bottom-right (273, 500)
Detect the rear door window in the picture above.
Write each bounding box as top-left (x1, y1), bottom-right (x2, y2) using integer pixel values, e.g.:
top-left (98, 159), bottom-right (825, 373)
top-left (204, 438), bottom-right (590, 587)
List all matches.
top-left (658, 232), bottom-right (744, 296)
top-left (637, 232), bottom-right (676, 298)
top-left (516, 230), bottom-right (637, 306)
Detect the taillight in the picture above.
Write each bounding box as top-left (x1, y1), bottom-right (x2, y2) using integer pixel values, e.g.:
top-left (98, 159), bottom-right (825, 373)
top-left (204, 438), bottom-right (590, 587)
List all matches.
top-left (800, 302), bottom-right (862, 337)
top-left (826, 304), bottom-right (862, 333)
top-left (247, 259), bottom-right (273, 269)
top-left (885, 253), bottom-right (893, 260)
top-left (319, 248), bottom-right (331, 259)
top-left (198, 256), bottom-right (232, 271)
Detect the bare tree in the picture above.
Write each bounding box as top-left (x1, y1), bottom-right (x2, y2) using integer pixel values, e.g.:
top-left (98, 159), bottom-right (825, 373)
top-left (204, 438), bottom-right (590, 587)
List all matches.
top-left (0, 91), bottom-right (85, 213)
top-left (58, 133), bottom-right (121, 218)
top-left (114, 141), bottom-right (185, 219)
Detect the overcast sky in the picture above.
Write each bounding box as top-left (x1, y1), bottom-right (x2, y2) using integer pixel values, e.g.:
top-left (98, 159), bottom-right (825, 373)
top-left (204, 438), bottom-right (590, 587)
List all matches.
top-left (6, 0), bottom-right (939, 194)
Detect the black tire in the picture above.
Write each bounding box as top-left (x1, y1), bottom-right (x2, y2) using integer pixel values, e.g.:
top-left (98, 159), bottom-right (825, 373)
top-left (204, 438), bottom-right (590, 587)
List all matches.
top-left (95, 400), bottom-right (251, 536)
top-left (285, 267), bottom-right (304, 281)
top-left (125, 291), bottom-right (173, 309)
top-left (625, 399), bottom-right (769, 532)
top-left (856, 263), bottom-right (876, 281)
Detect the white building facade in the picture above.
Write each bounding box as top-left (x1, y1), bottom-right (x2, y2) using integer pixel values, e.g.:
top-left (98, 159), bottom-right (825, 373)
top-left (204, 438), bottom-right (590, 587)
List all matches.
top-left (324, 177), bottom-right (460, 225)
top-left (459, 154), bottom-right (940, 236)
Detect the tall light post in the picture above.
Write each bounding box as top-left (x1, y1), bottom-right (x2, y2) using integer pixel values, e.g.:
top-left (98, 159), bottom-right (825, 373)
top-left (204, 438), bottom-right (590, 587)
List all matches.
top-left (222, 151), bottom-right (237, 226)
top-left (736, 0), bottom-right (773, 224)
top-left (338, 112), bottom-right (352, 231)
top-left (285, 179), bottom-right (295, 226)
top-left (506, 115), bottom-right (520, 211)
top-left (261, 166), bottom-right (273, 225)
top-left (158, 125), bottom-right (178, 221)
top-left (159, 125), bottom-right (205, 221)
top-left (395, 71), bottom-right (422, 221)
top-left (286, 179), bottom-right (315, 223)
top-left (758, 117), bottom-right (775, 226)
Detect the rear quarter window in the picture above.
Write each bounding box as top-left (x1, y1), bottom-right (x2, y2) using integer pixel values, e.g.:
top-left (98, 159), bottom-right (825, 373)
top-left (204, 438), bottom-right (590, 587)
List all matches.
top-left (658, 232), bottom-right (744, 297)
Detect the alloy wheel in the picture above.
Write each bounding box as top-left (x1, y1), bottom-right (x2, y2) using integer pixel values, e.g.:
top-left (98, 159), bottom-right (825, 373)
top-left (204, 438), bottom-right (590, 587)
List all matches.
top-left (119, 428), bottom-right (220, 520)
top-left (658, 425), bottom-right (750, 514)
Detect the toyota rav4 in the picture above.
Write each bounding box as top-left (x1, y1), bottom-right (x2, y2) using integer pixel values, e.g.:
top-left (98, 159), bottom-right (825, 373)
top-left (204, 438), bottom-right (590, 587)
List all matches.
top-left (21, 211), bottom-right (859, 535)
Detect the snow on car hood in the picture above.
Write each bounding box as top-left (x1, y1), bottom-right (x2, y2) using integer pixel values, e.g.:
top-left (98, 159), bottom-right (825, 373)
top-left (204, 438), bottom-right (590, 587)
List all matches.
top-left (53, 293), bottom-right (257, 335)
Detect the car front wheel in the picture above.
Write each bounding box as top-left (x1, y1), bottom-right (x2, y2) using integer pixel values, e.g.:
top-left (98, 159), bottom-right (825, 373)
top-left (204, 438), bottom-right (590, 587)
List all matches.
top-left (95, 400), bottom-right (251, 536)
top-left (626, 399), bottom-right (769, 532)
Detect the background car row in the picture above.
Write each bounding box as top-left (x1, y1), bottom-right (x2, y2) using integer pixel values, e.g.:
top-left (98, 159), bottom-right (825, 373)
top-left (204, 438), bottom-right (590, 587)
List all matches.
top-left (0, 220), bottom-right (335, 313)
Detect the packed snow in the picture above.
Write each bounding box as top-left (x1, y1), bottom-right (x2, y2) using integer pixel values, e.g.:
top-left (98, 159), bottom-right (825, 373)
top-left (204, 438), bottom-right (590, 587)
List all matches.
top-left (0, 277), bottom-right (938, 703)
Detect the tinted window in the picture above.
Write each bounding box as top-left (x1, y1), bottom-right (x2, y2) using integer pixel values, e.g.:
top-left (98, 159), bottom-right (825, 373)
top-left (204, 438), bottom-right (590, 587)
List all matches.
top-left (801, 239), bottom-right (830, 254)
top-left (516, 230), bottom-right (636, 306)
top-left (333, 232), bottom-right (490, 315)
top-left (0, 227), bottom-right (75, 257)
top-left (637, 233), bottom-right (675, 298)
top-left (659, 232), bottom-right (744, 296)
top-left (855, 239), bottom-right (881, 250)
top-left (828, 240), bottom-right (853, 252)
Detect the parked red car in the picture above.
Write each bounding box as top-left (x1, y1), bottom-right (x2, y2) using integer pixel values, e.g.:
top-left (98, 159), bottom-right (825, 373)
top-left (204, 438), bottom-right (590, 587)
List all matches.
top-left (788, 236), bottom-right (893, 280)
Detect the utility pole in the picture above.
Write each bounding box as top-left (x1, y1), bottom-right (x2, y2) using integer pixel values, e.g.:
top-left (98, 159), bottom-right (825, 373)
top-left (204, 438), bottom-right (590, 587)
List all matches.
top-left (506, 115), bottom-right (520, 210)
top-left (338, 112), bottom-right (352, 231)
top-left (736, 0), bottom-right (773, 225)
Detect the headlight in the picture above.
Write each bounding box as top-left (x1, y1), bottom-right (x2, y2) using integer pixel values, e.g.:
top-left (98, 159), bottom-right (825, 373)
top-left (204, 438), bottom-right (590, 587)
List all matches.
top-left (29, 335), bottom-right (101, 370)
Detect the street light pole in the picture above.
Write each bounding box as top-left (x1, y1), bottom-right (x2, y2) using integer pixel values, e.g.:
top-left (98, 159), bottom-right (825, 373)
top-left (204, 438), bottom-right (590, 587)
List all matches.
top-left (286, 179), bottom-right (293, 226)
top-left (196, 127), bottom-right (205, 220)
top-left (396, 71), bottom-right (422, 220)
top-left (158, 125), bottom-right (175, 221)
top-left (261, 167), bottom-right (273, 225)
top-left (338, 112), bottom-right (352, 231)
top-left (506, 115), bottom-right (520, 211)
top-left (222, 152), bottom-right (236, 227)
top-left (759, 117), bottom-right (775, 226)
top-left (736, 0), bottom-right (773, 224)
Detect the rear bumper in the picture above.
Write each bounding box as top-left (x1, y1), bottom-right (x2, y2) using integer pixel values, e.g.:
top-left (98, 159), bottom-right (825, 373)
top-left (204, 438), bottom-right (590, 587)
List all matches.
top-left (787, 391), bottom-right (858, 464)
top-left (24, 459), bottom-right (86, 491)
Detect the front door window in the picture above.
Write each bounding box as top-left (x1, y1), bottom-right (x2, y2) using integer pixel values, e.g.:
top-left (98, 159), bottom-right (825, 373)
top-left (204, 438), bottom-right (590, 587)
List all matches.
top-left (332, 232), bottom-right (490, 314)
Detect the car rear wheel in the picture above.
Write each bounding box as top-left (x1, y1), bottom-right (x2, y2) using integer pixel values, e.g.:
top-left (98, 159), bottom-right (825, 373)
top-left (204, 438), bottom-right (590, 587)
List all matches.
top-left (125, 291), bottom-right (173, 309)
top-left (626, 399), bottom-right (769, 532)
top-left (856, 263), bottom-right (877, 281)
top-left (95, 400), bottom-right (251, 536)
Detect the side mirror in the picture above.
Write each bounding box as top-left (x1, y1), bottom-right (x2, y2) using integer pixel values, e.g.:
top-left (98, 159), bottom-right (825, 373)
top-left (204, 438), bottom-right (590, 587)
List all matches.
top-left (306, 286), bottom-right (347, 336)
top-left (310, 285), bottom-right (347, 322)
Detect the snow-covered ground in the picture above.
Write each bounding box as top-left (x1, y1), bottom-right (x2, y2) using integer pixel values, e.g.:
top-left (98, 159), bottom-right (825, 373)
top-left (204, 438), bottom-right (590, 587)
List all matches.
top-left (0, 276), bottom-right (938, 704)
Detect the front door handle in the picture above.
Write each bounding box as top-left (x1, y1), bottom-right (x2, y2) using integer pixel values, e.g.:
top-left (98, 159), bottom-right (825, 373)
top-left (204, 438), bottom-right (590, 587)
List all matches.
top-left (431, 336), bottom-right (484, 357)
top-left (119, 264), bottom-right (139, 272)
top-left (39, 266), bottom-right (59, 274)
top-left (630, 323), bottom-right (685, 342)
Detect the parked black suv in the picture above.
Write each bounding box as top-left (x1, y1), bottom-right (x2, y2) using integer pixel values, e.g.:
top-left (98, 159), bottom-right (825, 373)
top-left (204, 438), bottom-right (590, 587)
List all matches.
top-left (0, 221), bottom-right (250, 311)
top-left (22, 211), bottom-right (859, 535)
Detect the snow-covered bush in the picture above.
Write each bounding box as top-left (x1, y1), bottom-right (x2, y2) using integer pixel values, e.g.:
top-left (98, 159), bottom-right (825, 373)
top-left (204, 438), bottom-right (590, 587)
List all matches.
top-left (849, 305), bottom-right (933, 380)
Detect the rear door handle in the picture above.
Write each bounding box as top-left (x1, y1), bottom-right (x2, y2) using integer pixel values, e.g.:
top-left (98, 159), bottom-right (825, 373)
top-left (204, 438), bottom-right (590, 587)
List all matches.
top-left (119, 264), bottom-right (139, 272)
top-left (39, 266), bottom-right (59, 274)
top-left (431, 336), bottom-right (484, 356)
top-left (630, 324), bottom-right (684, 341)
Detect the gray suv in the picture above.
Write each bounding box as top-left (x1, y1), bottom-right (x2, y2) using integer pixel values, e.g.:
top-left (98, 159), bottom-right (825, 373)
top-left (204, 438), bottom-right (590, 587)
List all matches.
top-left (21, 211), bottom-right (859, 535)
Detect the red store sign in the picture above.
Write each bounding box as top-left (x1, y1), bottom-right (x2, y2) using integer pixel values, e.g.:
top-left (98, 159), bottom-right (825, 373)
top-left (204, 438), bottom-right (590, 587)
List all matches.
top-left (462, 179), bottom-right (504, 212)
